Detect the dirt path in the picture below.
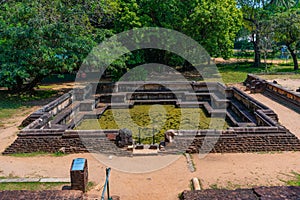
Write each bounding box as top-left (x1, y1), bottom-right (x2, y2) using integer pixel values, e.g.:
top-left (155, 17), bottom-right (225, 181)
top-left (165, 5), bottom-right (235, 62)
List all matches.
top-left (194, 152), bottom-right (300, 189)
top-left (2, 151), bottom-right (300, 200)
top-left (0, 107), bottom-right (38, 152)
top-left (214, 58), bottom-right (286, 65)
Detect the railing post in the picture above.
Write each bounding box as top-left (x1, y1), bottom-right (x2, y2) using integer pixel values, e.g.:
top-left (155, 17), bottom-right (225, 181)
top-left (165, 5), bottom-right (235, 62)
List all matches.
top-left (106, 168), bottom-right (110, 200)
top-left (152, 127), bottom-right (155, 144)
top-left (101, 167), bottom-right (111, 200)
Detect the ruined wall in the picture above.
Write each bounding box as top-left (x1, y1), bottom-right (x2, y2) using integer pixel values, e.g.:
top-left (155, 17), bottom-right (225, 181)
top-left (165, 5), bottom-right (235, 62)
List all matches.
top-left (4, 127), bottom-right (300, 155)
top-left (2, 130), bottom-right (132, 156)
top-left (244, 74), bottom-right (300, 107)
top-left (171, 128), bottom-right (300, 154)
top-left (2, 130), bottom-right (87, 154)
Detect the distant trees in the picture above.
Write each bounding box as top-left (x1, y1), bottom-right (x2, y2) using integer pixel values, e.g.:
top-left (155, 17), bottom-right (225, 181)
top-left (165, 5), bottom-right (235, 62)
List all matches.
top-left (0, 0), bottom-right (243, 92)
top-left (237, 0), bottom-right (300, 69)
top-left (272, 9), bottom-right (300, 70)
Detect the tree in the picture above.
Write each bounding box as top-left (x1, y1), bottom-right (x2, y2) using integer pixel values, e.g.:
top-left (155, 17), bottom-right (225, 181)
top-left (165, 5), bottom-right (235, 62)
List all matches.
top-left (269, 0), bottom-right (298, 8)
top-left (272, 9), bottom-right (300, 70)
top-left (237, 0), bottom-right (299, 67)
top-left (183, 0), bottom-right (242, 59)
top-left (0, 0), bottom-right (118, 93)
top-left (114, 0), bottom-right (242, 67)
top-left (113, 0), bottom-right (196, 67)
top-left (237, 0), bottom-right (272, 67)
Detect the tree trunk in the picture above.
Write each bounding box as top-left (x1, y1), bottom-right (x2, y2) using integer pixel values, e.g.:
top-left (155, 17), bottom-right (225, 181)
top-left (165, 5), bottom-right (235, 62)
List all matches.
top-left (252, 33), bottom-right (261, 67)
top-left (11, 75), bottom-right (44, 94)
top-left (287, 45), bottom-right (299, 70)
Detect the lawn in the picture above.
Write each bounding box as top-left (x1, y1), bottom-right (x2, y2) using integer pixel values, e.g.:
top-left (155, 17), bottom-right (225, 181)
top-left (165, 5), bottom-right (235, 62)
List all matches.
top-left (217, 61), bottom-right (300, 84)
top-left (0, 181), bottom-right (95, 191)
top-left (6, 151), bottom-right (66, 157)
top-left (0, 182), bottom-right (66, 191)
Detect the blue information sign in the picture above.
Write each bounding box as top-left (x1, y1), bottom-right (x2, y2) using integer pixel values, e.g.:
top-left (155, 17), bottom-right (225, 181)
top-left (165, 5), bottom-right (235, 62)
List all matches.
top-left (71, 158), bottom-right (86, 171)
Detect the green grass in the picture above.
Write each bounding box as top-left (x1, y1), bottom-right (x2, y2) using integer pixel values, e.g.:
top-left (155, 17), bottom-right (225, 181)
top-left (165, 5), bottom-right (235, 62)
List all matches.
top-left (0, 181), bottom-right (95, 191)
top-left (7, 151), bottom-right (67, 157)
top-left (217, 62), bottom-right (262, 83)
top-left (285, 172), bottom-right (300, 186)
top-left (209, 183), bottom-right (220, 189)
top-left (86, 181), bottom-right (95, 191)
top-left (0, 182), bottom-right (66, 191)
top-left (7, 152), bottom-right (49, 157)
top-left (216, 62), bottom-right (300, 84)
top-left (0, 90), bottom-right (57, 123)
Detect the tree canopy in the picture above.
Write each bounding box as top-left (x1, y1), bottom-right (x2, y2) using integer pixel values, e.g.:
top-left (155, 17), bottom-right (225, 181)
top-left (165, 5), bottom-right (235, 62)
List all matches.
top-left (0, 0), bottom-right (115, 92)
top-left (0, 0), bottom-right (243, 92)
top-left (272, 8), bottom-right (300, 70)
top-left (237, 0), bottom-right (300, 68)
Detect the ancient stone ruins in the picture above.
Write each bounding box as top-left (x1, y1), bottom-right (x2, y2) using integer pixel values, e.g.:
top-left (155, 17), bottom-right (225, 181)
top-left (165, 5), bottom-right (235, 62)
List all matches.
top-left (3, 74), bottom-right (300, 156)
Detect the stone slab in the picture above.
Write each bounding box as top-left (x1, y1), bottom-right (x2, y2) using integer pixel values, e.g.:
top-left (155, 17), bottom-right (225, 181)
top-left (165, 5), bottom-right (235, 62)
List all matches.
top-left (0, 178), bottom-right (40, 183)
top-left (39, 178), bottom-right (70, 183)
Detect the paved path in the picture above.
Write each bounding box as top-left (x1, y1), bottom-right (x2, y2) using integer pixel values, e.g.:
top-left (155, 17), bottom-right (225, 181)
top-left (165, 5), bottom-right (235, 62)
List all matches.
top-left (247, 92), bottom-right (300, 139)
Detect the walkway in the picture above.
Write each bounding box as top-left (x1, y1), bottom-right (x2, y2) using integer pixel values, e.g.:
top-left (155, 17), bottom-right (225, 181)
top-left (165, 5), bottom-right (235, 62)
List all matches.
top-left (247, 92), bottom-right (300, 139)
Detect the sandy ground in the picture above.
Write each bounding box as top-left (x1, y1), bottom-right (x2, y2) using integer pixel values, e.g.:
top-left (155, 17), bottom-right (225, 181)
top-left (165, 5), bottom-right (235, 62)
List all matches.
top-left (214, 58), bottom-right (286, 65)
top-left (0, 82), bottom-right (300, 199)
top-left (0, 107), bottom-right (38, 153)
top-left (1, 152), bottom-right (300, 199)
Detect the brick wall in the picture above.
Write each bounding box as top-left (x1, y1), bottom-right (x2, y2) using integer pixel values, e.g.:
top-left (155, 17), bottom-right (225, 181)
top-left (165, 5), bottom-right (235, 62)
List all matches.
top-left (2, 130), bottom-right (132, 156)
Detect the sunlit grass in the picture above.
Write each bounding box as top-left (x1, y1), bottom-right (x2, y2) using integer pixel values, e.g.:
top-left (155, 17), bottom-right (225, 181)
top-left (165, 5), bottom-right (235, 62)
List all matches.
top-left (0, 90), bottom-right (57, 122)
top-left (0, 182), bottom-right (66, 191)
top-left (285, 172), bottom-right (300, 186)
top-left (216, 62), bottom-right (299, 84)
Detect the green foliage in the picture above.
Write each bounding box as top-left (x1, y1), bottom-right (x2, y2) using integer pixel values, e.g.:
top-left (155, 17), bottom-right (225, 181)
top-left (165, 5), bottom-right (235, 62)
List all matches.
top-left (183, 0), bottom-right (242, 59)
top-left (237, 0), bottom-right (300, 67)
top-left (268, 0), bottom-right (299, 9)
top-left (209, 183), bottom-right (220, 189)
top-left (0, 0), bottom-right (251, 90)
top-left (86, 181), bottom-right (96, 191)
top-left (272, 8), bottom-right (300, 70)
top-left (114, 0), bottom-right (242, 66)
top-left (7, 152), bottom-right (50, 157)
top-left (0, 0), bottom-right (115, 92)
